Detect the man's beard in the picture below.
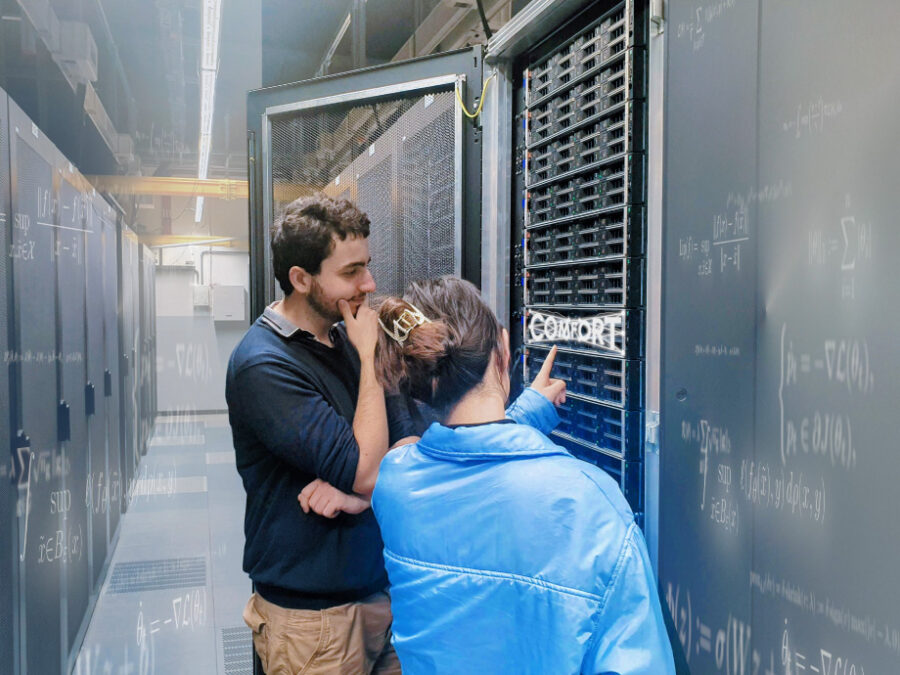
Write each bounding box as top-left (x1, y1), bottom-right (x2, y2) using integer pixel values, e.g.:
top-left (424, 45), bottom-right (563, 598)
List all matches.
top-left (307, 277), bottom-right (344, 325)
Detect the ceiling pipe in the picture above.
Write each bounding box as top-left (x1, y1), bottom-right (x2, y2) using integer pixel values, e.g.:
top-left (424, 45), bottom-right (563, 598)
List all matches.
top-left (91, 0), bottom-right (138, 134)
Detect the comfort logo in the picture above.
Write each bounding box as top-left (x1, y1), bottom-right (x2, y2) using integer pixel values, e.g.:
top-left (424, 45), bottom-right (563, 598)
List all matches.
top-left (527, 311), bottom-right (624, 356)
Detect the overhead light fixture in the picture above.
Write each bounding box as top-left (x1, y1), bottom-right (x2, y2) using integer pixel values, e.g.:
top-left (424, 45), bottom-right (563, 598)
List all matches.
top-left (195, 0), bottom-right (223, 223)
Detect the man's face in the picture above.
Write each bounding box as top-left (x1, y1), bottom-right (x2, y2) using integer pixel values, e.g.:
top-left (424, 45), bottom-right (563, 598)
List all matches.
top-left (306, 235), bottom-right (375, 323)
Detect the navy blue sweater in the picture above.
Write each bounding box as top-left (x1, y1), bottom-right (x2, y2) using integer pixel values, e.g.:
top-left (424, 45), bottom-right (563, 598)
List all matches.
top-left (226, 309), bottom-right (390, 609)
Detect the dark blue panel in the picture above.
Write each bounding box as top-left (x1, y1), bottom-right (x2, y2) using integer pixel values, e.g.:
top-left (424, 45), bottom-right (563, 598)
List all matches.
top-left (102, 212), bottom-right (122, 536)
top-left (11, 113), bottom-right (62, 675)
top-left (85, 196), bottom-right (107, 587)
top-left (120, 231), bottom-right (137, 505)
top-left (57, 176), bottom-right (90, 654)
top-left (0, 88), bottom-right (15, 675)
top-left (659, 0), bottom-right (760, 671)
top-left (660, 1), bottom-right (900, 672)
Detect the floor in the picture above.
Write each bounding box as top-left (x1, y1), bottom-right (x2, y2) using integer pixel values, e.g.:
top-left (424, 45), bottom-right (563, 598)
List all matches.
top-left (74, 414), bottom-right (253, 675)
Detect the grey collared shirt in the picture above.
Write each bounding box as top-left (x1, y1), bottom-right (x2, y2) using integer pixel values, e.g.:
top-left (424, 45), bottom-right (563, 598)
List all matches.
top-left (260, 302), bottom-right (304, 338)
top-left (261, 303), bottom-right (342, 345)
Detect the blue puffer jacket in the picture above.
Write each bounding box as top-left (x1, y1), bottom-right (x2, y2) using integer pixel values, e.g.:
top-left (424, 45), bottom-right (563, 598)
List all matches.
top-left (372, 388), bottom-right (675, 674)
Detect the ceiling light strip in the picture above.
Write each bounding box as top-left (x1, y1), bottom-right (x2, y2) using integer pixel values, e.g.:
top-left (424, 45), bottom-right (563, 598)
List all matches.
top-left (196, 0), bottom-right (223, 223)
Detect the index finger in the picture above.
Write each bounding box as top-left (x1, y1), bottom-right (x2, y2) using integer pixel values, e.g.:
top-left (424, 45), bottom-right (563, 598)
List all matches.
top-left (337, 299), bottom-right (353, 323)
top-left (537, 345), bottom-right (558, 381)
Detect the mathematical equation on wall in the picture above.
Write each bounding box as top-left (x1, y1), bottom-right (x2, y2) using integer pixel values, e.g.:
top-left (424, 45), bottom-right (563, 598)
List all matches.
top-left (675, 0), bottom-right (738, 53)
top-left (681, 412), bottom-right (831, 536)
top-left (779, 323), bottom-right (872, 472)
top-left (749, 569), bottom-right (900, 662)
top-left (84, 470), bottom-right (123, 516)
top-left (666, 581), bottom-right (873, 674)
top-left (7, 183), bottom-right (91, 263)
top-left (782, 97), bottom-right (844, 140)
top-left (678, 182), bottom-right (794, 280)
top-left (806, 195), bottom-right (873, 301)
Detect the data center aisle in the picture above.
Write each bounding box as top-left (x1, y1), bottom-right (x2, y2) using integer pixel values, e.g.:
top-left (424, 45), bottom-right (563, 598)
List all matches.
top-left (74, 414), bottom-right (252, 675)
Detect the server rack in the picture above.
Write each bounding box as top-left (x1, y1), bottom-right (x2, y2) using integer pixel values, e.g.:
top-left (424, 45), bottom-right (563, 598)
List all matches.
top-left (0, 86), bottom-right (16, 675)
top-left (2, 88), bottom-right (157, 673)
top-left (139, 245), bottom-right (155, 454)
top-left (97, 196), bottom-right (122, 542)
top-left (54, 160), bottom-right (93, 661)
top-left (84, 190), bottom-right (108, 592)
top-left (118, 225), bottom-right (140, 506)
top-left (508, 0), bottom-right (648, 519)
top-left (9, 95), bottom-right (65, 675)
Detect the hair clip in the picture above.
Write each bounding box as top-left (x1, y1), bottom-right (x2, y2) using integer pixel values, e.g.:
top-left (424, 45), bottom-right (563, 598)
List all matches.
top-left (378, 303), bottom-right (431, 344)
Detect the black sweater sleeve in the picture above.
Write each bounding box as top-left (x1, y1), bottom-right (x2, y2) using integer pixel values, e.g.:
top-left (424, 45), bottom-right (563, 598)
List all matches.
top-left (232, 360), bottom-right (359, 493)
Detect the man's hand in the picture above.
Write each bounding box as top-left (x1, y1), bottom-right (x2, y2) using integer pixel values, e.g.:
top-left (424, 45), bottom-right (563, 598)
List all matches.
top-left (530, 345), bottom-right (567, 406)
top-left (298, 479), bottom-right (371, 518)
top-left (339, 299), bottom-right (379, 361)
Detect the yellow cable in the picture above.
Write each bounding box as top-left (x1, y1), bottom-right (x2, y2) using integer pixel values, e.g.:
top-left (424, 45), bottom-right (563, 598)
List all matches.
top-left (455, 74), bottom-right (496, 120)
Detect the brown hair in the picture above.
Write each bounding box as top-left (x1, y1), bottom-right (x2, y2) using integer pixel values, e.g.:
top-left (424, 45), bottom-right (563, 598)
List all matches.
top-left (376, 276), bottom-right (502, 416)
top-left (271, 193), bottom-right (370, 294)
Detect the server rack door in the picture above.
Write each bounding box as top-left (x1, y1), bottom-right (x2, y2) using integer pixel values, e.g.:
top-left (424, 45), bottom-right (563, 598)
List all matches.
top-left (119, 229), bottom-right (136, 504)
top-left (128, 234), bottom-right (141, 462)
top-left (55, 171), bottom-right (91, 659)
top-left (138, 245), bottom-right (152, 453)
top-left (247, 47), bottom-right (483, 320)
top-left (100, 208), bottom-right (122, 535)
top-left (148, 257), bottom-right (157, 421)
top-left (9, 99), bottom-right (63, 675)
top-left (0, 87), bottom-right (15, 675)
top-left (137, 247), bottom-right (144, 450)
top-left (85, 193), bottom-right (107, 588)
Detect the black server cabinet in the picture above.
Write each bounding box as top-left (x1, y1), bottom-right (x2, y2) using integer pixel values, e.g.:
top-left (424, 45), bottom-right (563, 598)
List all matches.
top-left (3, 91), bottom-right (153, 675)
top-left (0, 88), bottom-right (16, 675)
top-left (130, 236), bottom-right (142, 455)
top-left (138, 244), bottom-right (154, 454)
top-left (84, 190), bottom-right (108, 589)
top-left (9, 96), bottom-right (63, 675)
top-left (511, 0), bottom-right (648, 518)
top-left (55, 167), bottom-right (92, 658)
top-left (119, 226), bottom-right (139, 505)
top-left (99, 199), bottom-right (122, 537)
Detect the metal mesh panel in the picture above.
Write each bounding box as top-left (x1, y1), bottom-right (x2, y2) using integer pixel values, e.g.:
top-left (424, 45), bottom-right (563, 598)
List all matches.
top-left (400, 107), bottom-right (456, 285)
top-left (107, 557), bottom-right (206, 594)
top-left (267, 89), bottom-right (457, 303)
top-left (357, 158), bottom-right (398, 295)
top-left (221, 627), bottom-right (253, 675)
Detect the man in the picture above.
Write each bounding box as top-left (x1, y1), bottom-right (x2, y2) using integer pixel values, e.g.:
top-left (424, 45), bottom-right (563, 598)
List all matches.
top-left (226, 194), bottom-right (401, 674)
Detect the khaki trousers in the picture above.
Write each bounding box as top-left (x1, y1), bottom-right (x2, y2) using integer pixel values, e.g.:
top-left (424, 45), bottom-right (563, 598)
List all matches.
top-left (243, 591), bottom-right (402, 675)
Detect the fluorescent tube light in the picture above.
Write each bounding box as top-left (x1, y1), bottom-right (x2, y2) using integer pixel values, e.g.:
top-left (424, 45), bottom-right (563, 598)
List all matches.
top-left (196, 0), bottom-right (222, 223)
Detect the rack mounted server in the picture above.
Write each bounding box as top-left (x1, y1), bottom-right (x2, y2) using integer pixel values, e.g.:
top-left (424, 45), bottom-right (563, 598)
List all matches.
top-left (512, 0), bottom-right (647, 519)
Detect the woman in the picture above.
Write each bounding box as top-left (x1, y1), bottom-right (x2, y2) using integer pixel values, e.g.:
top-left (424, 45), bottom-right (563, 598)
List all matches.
top-left (371, 276), bottom-right (674, 675)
